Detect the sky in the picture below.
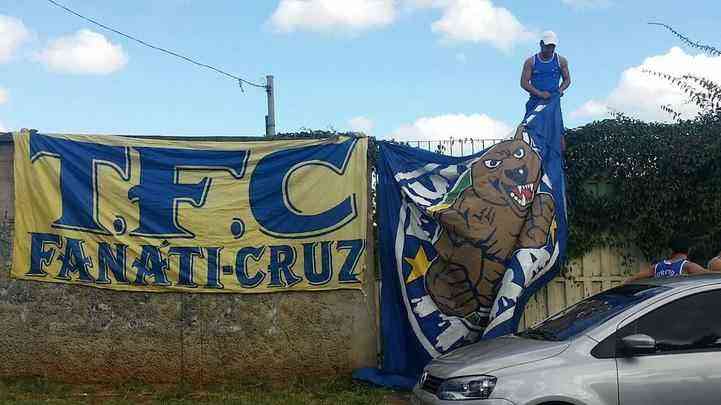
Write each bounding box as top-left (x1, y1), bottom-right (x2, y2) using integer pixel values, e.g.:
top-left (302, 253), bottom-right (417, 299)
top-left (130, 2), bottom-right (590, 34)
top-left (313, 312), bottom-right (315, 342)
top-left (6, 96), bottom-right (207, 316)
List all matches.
top-left (1, 0), bottom-right (720, 140)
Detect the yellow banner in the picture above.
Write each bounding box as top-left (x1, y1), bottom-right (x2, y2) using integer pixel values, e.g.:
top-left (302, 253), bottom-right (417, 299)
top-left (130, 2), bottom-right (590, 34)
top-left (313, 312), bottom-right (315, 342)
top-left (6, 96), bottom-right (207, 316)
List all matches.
top-left (12, 132), bottom-right (368, 293)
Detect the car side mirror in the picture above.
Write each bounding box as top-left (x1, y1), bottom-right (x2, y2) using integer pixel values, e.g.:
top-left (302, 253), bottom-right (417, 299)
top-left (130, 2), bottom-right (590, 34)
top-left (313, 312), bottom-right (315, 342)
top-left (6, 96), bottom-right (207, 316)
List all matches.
top-left (620, 334), bottom-right (656, 356)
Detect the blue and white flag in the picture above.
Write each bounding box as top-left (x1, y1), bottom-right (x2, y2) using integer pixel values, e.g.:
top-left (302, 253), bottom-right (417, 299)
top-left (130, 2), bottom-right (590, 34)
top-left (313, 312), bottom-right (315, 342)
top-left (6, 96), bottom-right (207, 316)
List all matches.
top-left (367, 97), bottom-right (567, 386)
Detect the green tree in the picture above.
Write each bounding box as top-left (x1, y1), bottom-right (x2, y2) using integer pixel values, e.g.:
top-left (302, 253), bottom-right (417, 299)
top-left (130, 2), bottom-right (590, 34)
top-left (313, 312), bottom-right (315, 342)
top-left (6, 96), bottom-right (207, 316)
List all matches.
top-left (565, 24), bottom-right (721, 262)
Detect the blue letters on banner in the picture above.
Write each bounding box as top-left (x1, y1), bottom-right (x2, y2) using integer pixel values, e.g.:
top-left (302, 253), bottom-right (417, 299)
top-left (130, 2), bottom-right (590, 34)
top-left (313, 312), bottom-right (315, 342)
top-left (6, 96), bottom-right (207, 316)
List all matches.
top-left (250, 138), bottom-right (359, 238)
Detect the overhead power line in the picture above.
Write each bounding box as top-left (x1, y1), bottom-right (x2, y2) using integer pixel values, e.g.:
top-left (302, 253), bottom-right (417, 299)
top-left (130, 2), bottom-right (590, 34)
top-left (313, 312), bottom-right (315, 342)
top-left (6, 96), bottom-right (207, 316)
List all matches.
top-left (43, 0), bottom-right (267, 90)
top-left (43, 0), bottom-right (277, 136)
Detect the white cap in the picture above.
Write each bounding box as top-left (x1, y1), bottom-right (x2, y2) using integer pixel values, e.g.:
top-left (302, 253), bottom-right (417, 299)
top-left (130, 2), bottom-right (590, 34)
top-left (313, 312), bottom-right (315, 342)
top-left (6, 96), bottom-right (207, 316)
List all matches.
top-left (541, 30), bottom-right (558, 46)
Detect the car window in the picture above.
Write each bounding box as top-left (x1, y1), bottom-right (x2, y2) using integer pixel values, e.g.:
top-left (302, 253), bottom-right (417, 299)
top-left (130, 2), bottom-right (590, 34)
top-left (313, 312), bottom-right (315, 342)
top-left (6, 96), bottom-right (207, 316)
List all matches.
top-left (519, 284), bottom-right (670, 341)
top-left (594, 289), bottom-right (721, 358)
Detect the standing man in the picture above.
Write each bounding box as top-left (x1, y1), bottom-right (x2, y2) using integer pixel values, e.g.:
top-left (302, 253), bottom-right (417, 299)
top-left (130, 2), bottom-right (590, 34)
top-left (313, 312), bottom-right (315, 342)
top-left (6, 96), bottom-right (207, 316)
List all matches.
top-left (520, 31), bottom-right (571, 152)
top-left (521, 30), bottom-right (571, 111)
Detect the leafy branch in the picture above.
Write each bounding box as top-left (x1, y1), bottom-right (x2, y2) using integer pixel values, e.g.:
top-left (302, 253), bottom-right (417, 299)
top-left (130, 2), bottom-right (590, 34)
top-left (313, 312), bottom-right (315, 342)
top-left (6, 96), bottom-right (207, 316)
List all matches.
top-left (643, 23), bottom-right (721, 120)
top-left (648, 22), bottom-right (721, 56)
top-left (644, 71), bottom-right (721, 116)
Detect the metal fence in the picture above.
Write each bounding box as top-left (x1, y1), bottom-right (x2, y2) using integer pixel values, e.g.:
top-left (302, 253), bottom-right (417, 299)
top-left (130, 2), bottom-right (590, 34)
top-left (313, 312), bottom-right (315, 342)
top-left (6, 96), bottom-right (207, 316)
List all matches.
top-left (405, 138), bottom-right (504, 156)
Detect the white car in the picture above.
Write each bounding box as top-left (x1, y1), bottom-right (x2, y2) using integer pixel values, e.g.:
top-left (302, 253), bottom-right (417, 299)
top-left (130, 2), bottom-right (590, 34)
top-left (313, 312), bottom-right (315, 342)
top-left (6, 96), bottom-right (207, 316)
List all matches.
top-left (412, 274), bottom-right (721, 405)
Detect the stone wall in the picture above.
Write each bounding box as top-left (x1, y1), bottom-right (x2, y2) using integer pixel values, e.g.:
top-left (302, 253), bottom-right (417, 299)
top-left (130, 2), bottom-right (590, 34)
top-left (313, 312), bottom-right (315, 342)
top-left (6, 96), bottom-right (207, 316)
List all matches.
top-left (0, 133), bottom-right (378, 386)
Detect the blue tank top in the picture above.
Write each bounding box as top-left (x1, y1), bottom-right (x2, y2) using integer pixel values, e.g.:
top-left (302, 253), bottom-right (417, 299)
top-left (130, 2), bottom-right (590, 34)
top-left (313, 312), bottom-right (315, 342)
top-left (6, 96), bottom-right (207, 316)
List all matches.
top-left (531, 53), bottom-right (562, 94)
top-left (653, 259), bottom-right (687, 278)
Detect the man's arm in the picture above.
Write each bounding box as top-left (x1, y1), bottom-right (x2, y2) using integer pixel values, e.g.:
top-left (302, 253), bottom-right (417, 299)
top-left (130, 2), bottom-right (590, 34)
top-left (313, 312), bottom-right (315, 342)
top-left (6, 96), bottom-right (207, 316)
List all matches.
top-left (624, 265), bottom-right (654, 284)
top-left (684, 261), bottom-right (711, 275)
top-left (559, 56), bottom-right (571, 95)
top-left (708, 256), bottom-right (721, 272)
top-left (520, 58), bottom-right (550, 99)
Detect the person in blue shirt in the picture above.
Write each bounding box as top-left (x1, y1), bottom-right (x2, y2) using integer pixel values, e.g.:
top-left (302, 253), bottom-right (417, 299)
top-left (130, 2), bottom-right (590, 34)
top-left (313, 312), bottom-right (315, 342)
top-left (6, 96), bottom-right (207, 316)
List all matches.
top-left (520, 31), bottom-right (571, 151)
top-left (624, 236), bottom-right (710, 283)
top-left (520, 31), bottom-right (571, 108)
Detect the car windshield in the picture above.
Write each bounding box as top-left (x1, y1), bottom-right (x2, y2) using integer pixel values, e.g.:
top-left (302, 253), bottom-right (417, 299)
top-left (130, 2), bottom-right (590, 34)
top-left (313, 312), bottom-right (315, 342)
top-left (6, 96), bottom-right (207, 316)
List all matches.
top-left (517, 284), bottom-right (671, 341)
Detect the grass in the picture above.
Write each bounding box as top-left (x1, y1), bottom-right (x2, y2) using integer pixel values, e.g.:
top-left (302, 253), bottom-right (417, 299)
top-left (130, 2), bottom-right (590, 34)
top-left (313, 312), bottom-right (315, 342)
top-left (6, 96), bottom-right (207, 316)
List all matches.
top-left (0, 376), bottom-right (410, 405)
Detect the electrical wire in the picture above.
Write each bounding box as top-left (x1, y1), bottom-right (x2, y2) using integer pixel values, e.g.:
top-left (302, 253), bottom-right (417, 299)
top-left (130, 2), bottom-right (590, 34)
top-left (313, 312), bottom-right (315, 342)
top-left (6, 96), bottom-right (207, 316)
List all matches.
top-left (43, 0), bottom-right (268, 90)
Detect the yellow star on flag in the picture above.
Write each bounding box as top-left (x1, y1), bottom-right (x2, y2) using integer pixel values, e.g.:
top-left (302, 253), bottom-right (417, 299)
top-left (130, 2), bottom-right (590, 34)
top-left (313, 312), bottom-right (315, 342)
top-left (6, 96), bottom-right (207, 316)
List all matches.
top-left (405, 245), bottom-right (431, 284)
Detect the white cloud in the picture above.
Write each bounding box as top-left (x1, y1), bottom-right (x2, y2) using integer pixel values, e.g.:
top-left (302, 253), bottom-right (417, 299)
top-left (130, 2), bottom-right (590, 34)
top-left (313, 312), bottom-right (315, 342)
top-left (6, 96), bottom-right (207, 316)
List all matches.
top-left (269, 0), bottom-right (396, 33)
top-left (404, 0), bottom-right (441, 7)
top-left (349, 116), bottom-right (375, 134)
top-left (0, 15), bottom-right (30, 63)
top-left (0, 120), bottom-right (7, 132)
top-left (569, 100), bottom-right (608, 120)
top-left (36, 29), bottom-right (128, 75)
top-left (0, 88), bottom-right (8, 104)
top-left (267, 0), bottom-right (532, 50)
top-left (561, 0), bottom-right (611, 8)
top-left (419, 0), bottom-right (534, 51)
top-left (571, 47), bottom-right (721, 122)
top-left (389, 113), bottom-right (513, 141)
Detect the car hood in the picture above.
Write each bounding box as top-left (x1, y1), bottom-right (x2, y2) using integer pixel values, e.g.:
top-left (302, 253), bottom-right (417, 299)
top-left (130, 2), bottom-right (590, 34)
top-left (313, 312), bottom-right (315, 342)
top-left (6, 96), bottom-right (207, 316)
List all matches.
top-left (426, 335), bottom-right (569, 378)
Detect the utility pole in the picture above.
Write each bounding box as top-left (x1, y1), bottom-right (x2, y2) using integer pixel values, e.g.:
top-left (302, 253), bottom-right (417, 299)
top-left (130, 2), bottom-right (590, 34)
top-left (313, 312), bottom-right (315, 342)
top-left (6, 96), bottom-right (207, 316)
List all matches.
top-left (265, 75), bottom-right (276, 137)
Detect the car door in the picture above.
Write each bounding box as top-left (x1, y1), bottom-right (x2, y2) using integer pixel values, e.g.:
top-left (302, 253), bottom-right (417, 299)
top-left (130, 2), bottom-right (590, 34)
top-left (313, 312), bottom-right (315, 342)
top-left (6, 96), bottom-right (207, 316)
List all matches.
top-left (615, 288), bottom-right (721, 405)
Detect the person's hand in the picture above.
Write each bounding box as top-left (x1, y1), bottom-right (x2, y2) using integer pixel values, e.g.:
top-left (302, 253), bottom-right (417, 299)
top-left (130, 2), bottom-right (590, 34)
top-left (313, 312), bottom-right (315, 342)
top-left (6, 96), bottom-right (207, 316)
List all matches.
top-left (539, 91), bottom-right (552, 99)
top-left (559, 90), bottom-right (565, 97)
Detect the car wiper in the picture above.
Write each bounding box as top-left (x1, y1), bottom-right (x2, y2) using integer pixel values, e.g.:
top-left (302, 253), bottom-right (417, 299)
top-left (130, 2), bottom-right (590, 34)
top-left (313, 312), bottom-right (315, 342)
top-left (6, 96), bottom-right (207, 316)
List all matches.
top-left (516, 329), bottom-right (559, 341)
